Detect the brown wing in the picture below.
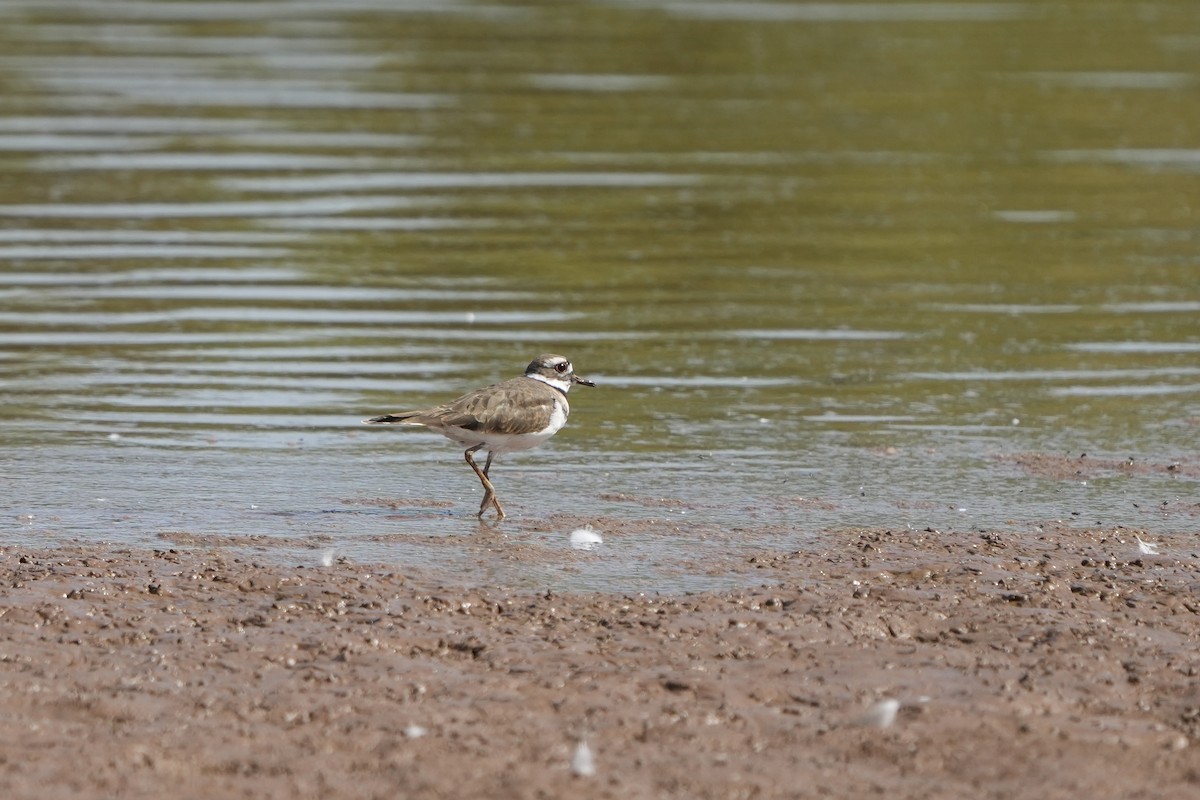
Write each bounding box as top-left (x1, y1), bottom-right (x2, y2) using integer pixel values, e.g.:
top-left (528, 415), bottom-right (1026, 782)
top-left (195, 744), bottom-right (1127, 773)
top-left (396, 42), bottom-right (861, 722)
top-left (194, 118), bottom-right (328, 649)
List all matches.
top-left (437, 378), bottom-right (557, 434)
top-left (365, 377), bottom-right (557, 434)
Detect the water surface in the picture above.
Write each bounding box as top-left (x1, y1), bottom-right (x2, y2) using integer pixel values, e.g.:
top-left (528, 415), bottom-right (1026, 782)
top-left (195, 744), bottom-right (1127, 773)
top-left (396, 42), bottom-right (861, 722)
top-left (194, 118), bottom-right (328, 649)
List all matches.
top-left (1, 0), bottom-right (1197, 591)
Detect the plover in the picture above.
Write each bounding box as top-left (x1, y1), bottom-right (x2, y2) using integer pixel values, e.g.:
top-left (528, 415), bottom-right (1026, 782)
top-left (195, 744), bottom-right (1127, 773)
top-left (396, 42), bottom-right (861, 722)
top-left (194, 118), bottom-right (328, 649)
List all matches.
top-left (363, 354), bottom-right (594, 519)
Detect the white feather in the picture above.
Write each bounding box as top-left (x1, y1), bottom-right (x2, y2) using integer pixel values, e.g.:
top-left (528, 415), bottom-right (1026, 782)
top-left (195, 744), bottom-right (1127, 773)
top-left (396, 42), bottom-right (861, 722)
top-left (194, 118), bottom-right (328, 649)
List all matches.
top-left (570, 526), bottom-right (603, 551)
top-left (571, 739), bottom-right (595, 777)
top-left (856, 698), bottom-right (901, 728)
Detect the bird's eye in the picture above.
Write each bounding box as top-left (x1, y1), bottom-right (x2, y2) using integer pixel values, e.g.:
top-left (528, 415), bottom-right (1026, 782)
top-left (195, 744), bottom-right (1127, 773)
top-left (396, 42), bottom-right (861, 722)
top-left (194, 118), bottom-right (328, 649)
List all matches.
top-left (555, 361), bottom-right (569, 373)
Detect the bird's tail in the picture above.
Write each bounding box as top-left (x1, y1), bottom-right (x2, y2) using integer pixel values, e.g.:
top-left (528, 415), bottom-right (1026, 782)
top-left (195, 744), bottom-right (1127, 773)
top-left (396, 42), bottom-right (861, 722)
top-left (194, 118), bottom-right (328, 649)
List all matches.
top-left (362, 413), bottom-right (419, 425)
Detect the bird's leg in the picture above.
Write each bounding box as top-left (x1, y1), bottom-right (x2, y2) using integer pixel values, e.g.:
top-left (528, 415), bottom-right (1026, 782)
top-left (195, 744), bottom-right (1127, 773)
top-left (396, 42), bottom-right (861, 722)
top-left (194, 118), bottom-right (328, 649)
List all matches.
top-left (464, 446), bottom-right (505, 519)
top-left (480, 452), bottom-right (504, 517)
top-left (480, 451), bottom-right (505, 517)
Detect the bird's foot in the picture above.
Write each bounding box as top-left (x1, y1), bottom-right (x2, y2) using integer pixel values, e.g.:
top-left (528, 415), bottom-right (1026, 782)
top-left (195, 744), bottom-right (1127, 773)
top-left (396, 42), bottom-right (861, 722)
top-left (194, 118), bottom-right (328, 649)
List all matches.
top-left (477, 491), bottom-right (506, 520)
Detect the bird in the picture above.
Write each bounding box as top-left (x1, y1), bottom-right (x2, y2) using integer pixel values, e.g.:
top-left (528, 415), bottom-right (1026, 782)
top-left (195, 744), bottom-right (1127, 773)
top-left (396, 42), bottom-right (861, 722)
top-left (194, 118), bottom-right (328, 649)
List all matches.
top-left (362, 354), bottom-right (594, 519)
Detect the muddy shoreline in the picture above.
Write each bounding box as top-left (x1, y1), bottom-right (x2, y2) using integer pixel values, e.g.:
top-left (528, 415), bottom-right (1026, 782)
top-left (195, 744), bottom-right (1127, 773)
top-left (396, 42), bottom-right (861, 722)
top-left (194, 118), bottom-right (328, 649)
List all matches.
top-left (1, 524), bottom-right (1198, 798)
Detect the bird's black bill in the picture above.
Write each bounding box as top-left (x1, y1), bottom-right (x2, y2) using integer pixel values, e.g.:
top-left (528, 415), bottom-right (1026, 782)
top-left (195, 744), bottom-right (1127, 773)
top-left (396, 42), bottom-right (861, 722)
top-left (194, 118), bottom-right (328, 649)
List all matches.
top-left (573, 375), bottom-right (596, 387)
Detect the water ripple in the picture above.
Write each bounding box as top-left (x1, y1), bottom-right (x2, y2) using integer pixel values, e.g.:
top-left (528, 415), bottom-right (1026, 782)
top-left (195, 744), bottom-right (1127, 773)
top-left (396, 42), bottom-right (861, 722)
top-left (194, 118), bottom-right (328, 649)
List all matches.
top-left (661, 2), bottom-right (1028, 22)
top-left (0, 244), bottom-right (289, 260)
top-left (0, 308), bottom-right (576, 327)
top-left (220, 171), bottom-right (700, 193)
top-left (0, 267), bottom-right (301, 285)
top-left (1067, 342), bottom-right (1200, 354)
top-left (1050, 384), bottom-right (1200, 397)
top-left (0, 196), bottom-right (438, 218)
top-left (905, 367), bottom-right (1200, 382)
top-left (31, 152), bottom-right (423, 171)
top-left (731, 328), bottom-right (907, 340)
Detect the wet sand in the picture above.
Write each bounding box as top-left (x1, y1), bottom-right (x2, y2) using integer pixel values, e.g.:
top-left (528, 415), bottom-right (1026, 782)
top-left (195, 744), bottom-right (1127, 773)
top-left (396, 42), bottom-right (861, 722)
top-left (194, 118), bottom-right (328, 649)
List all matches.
top-left (2, 522), bottom-right (1199, 799)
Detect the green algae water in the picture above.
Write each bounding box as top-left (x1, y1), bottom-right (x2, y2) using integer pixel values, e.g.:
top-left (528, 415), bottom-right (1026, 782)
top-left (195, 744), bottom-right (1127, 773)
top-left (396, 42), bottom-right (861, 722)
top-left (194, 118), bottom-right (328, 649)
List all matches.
top-left (1, 1), bottom-right (1197, 591)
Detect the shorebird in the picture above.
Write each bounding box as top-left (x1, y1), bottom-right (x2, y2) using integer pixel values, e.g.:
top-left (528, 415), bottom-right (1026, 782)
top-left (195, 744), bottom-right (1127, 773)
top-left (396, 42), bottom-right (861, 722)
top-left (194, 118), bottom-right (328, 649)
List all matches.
top-left (363, 354), bottom-right (594, 519)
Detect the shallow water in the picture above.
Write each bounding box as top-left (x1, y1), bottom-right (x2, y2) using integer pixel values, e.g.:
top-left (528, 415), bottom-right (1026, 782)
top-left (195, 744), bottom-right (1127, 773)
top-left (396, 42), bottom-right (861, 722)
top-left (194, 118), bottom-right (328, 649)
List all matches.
top-left (1, 0), bottom-right (1197, 592)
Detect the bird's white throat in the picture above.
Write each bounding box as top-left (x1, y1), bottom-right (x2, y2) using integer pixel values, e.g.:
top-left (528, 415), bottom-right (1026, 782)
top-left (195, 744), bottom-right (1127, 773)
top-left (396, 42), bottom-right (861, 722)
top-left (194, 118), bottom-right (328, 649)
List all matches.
top-left (526, 373), bottom-right (573, 393)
